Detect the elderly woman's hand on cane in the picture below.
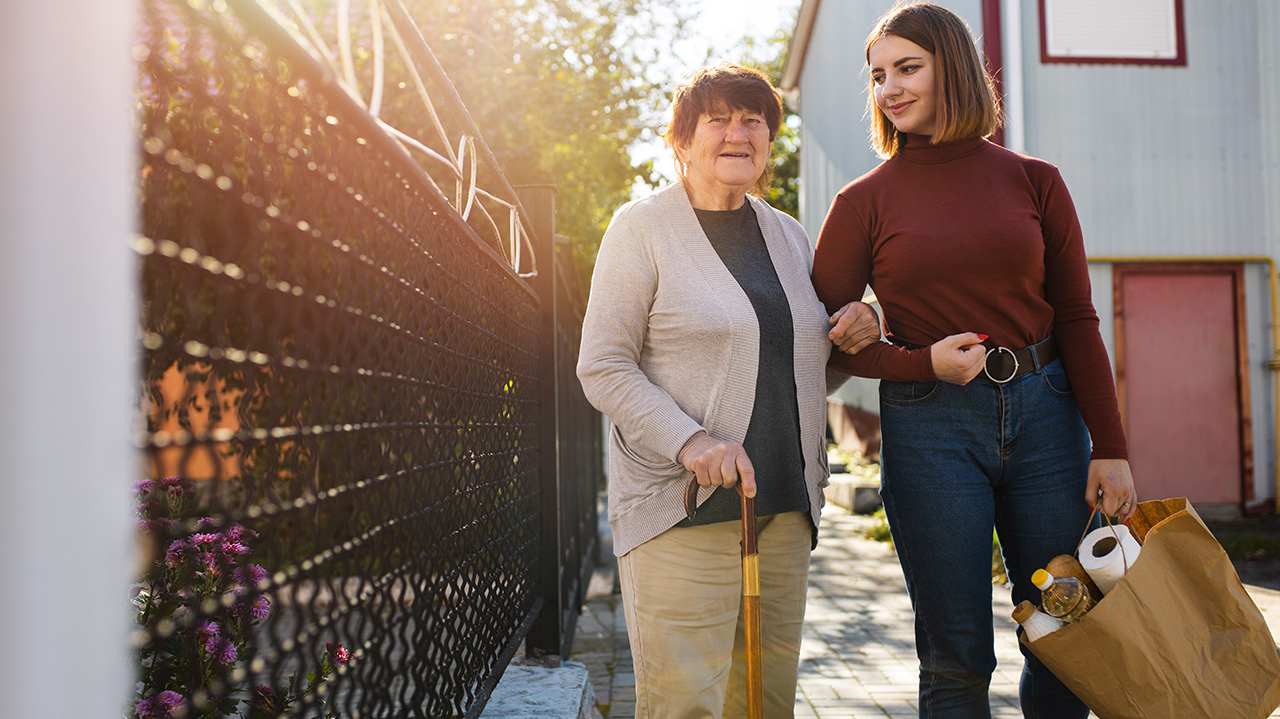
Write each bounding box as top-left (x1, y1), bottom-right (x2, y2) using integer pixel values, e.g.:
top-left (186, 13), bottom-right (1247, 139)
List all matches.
top-left (678, 430), bottom-right (757, 498)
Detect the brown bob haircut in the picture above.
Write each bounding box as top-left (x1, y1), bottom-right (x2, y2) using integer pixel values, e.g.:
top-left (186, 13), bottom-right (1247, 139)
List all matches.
top-left (664, 63), bottom-right (784, 195)
top-left (865, 2), bottom-right (1002, 158)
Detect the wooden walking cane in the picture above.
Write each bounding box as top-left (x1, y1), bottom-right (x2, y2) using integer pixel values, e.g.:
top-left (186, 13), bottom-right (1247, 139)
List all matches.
top-left (685, 478), bottom-right (764, 719)
top-left (737, 483), bottom-right (763, 719)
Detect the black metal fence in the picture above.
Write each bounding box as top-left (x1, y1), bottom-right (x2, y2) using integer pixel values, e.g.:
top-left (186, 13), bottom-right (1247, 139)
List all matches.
top-left (131, 1), bottom-right (600, 716)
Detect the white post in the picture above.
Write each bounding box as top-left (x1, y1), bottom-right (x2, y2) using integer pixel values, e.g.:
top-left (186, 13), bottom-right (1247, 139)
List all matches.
top-left (1001, 0), bottom-right (1026, 153)
top-left (0, 2), bottom-right (137, 718)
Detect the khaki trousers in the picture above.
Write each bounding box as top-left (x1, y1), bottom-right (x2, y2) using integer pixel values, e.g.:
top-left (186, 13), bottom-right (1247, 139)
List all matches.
top-left (617, 510), bottom-right (812, 719)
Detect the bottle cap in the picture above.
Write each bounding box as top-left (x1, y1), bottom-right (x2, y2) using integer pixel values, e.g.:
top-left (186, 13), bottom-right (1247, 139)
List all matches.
top-left (1031, 568), bottom-right (1054, 589)
top-left (1011, 600), bottom-right (1036, 623)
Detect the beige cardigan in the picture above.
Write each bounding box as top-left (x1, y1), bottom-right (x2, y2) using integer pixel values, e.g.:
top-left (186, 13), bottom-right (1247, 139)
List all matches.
top-left (577, 183), bottom-right (838, 557)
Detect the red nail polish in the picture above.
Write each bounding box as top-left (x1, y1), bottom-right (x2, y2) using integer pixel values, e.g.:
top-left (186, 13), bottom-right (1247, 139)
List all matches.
top-left (977, 334), bottom-right (989, 341)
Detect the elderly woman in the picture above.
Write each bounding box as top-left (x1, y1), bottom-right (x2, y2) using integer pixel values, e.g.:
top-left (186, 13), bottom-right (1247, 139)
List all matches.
top-left (577, 63), bottom-right (877, 718)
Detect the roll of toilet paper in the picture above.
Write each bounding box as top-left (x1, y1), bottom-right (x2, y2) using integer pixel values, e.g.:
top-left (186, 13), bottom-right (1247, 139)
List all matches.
top-left (1078, 525), bottom-right (1142, 594)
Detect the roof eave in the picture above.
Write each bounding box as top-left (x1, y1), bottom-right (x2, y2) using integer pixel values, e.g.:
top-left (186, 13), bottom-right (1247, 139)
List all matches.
top-left (779, 0), bottom-right (822, 101)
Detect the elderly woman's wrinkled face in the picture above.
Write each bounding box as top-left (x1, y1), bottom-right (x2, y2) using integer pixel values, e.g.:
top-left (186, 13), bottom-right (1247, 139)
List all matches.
top-left (678, 105), bottom-right (770, 197)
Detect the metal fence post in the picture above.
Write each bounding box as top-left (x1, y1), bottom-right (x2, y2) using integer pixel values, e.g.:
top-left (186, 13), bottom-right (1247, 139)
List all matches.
top-left (517, 184), bottom-right (569, 659)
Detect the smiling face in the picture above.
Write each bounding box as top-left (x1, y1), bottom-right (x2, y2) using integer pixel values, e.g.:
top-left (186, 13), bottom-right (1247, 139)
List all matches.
top-left (868, 34), bottom-right (939, 138)
top-left (678, 106), bottom-right (771, 210)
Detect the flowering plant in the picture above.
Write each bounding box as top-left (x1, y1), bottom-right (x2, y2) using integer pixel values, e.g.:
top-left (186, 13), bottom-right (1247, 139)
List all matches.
top-left (131, 477), bottom-right (347, 718)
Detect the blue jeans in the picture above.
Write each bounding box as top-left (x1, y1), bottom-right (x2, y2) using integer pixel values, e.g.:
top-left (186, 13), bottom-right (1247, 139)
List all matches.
top-left (878, 357), bottom-right (1092, 719)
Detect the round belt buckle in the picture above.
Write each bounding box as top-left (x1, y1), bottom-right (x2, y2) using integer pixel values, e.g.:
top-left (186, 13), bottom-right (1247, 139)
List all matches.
top-left (983, 346), bottom-right (1019, 384)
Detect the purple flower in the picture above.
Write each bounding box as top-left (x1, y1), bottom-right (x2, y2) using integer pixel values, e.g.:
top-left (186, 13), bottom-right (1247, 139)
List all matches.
top-left (229, 594), bottom-right (270, 621)
top-left (191, 533), bottom-right (221, 546)
top-left (154, 690), bottom-right (185, 716)
top-left (249, 595), bottom-right (270, 620)
top-left (327, 641), bottom-right (350, 665)
top-left (234, 564), bottom-right (268, 588)
top-left (134, 690), bottom-right (185, 718)
top-left (199, 555), bottom-right (224, 580)
top-left (221, 540), bottom-right (249, 556)
top-left (164, 540), bottom-right (187, 567)
top-left (207, 636), bottom-right (237, 665)
top-left (248, 684), bottom-right (279, 712)
top-left (160, 476), bottom-right (194, 497)
top-left (224, 524), bottom-right (257, 543)
top-left (133, 479), bottom-right (157, 496)
top-left (197, 620), bottom-right (219, 643)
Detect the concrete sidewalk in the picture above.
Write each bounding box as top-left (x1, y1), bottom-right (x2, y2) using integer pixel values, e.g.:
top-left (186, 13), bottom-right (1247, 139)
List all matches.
top-left (572, 504), bottom-right (1280, 719)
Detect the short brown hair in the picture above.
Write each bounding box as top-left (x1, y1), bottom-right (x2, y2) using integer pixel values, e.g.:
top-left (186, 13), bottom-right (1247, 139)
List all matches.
top-left (865, 2), bottom-right (1002, 158)
top-left (664, 63), bottom-right (784, 194)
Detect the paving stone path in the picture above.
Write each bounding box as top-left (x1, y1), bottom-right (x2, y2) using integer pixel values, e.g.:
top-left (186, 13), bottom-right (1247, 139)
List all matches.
top-left (572, 505), bottom-right (1280, 719)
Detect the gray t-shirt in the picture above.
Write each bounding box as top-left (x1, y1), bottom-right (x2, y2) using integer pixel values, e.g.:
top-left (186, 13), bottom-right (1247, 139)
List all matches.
top-left (680, 203), bottom-right (809, 525)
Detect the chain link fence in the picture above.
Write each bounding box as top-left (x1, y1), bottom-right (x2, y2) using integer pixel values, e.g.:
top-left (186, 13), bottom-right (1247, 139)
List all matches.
top-left (131, 1), bottom-right (599, 716)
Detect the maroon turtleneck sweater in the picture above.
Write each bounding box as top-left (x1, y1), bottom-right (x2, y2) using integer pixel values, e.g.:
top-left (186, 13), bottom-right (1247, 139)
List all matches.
top-left (812, 134), bottom-right (1128, 460)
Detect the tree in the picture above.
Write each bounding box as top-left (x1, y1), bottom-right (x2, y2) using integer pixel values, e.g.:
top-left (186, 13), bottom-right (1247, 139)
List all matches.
top-left (396, 0), bottom-right (692, 278)
top-left (736, 28), bottom-right (800, 220)
top-left (294, 2), bottom-right (797, 275)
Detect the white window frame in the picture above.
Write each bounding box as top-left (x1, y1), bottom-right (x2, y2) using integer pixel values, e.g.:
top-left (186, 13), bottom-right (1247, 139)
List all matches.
top-left (1039, 0), bottom-right (1186, 66)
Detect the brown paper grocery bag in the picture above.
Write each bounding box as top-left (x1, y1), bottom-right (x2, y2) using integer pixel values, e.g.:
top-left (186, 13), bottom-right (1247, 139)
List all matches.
top-left (1022, 498), bottom-right (1280, 719)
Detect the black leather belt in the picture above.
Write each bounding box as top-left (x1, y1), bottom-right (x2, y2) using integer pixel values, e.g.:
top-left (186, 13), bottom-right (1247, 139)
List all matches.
top-left (980, 337), bottom-right (1058, 384)
top-left (889, 335), bottom-right (1059, 384)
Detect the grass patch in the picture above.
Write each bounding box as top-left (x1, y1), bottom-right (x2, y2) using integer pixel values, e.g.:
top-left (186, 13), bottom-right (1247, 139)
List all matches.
top-left (863, 507), bottom-right (894, 544)
top-left (1219, 533), bottom-right (1280, 561)
top-left (992, 532), bottom-right (1008, 585)
top-left (829, 446), bottom-right (882, 481)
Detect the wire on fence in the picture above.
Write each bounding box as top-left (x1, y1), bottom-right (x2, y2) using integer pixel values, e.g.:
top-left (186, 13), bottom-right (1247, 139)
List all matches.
top-left (129, 0), bottom-right (585, 715)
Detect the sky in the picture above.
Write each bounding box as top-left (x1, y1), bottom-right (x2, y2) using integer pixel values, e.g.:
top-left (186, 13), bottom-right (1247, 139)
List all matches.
top-left (638, 0), bottom-right (803, 185)
top-left (681, 0), bottom-right (802, 61)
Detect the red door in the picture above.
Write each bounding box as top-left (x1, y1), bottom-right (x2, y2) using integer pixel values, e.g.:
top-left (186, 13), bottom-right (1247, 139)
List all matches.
top-left (1114, 265), bottom-right (1251, 506)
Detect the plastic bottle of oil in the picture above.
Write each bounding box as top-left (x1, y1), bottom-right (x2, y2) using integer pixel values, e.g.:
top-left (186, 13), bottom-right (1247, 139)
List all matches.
top-left (1046, 554), bottom-right (1103, 602)
top-left (1031, 569), bottom-right (1094, 623)
top-left (1011, 600), bottom-right (1064, 641)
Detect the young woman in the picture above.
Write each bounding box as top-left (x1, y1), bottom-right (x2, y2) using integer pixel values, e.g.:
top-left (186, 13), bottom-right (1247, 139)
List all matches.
top-left (814, 4), bottom-right (1137, 718)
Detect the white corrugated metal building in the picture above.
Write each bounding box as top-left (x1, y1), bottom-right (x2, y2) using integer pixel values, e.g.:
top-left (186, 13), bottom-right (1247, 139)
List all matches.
top-left (782, 0), bottom-right (1280, 514)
